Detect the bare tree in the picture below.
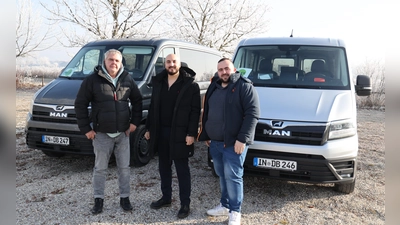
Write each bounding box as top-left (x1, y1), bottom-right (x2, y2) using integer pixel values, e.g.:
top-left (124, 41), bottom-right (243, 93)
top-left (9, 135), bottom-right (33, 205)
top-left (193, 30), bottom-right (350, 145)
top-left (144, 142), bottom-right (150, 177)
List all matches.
top-left (40, 0), bottom-right (165, 47)
top-left (354, 59), bottom-right (385, 108)
top-left (167, 0), bottom-right (270, 54)
top-left (16, 0), bottom-right (54, 58)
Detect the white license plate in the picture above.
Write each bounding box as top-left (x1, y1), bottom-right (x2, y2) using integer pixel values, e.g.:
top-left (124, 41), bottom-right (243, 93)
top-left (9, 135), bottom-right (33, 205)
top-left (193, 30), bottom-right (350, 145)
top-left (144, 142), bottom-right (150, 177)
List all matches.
top-left (42, 135), bottom-right (70, 146)
top-left (253, 157), bottom-right (297, 171)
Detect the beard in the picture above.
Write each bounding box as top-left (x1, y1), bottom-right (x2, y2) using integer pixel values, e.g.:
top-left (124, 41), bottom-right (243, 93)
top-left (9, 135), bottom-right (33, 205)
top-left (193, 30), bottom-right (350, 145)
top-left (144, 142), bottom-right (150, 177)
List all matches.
top-left (167, 67), bottom-right (179, 75)
top-left (220, 74), bottom-right (230, 84)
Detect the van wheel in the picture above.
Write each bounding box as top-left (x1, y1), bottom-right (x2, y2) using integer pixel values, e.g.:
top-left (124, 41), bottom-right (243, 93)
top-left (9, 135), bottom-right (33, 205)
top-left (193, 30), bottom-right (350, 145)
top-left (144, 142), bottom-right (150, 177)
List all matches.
top-left (129, 124), bottom-right (151, 167)
top-left (42, 150), bottom-right (65, 157)
top-left (333, 179), bottom-right (356, 194)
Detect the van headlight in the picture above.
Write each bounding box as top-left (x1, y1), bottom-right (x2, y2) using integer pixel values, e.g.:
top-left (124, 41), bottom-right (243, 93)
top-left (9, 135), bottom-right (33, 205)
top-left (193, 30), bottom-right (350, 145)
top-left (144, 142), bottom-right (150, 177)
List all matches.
top-left (328, 119), bottom-right (356, 140)
top-left (28, 99), bottom-right (34, 115)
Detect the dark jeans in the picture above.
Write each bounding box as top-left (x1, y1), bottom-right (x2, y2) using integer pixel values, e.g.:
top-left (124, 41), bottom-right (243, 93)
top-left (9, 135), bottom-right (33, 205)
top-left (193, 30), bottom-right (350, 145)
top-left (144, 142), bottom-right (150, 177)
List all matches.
top-left (158, 126), bottom-right (191, 206)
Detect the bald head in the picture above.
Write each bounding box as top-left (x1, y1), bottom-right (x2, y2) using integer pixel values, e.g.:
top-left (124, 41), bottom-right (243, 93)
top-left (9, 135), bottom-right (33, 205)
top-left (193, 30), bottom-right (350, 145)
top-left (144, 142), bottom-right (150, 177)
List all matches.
top-left (165, 54), bottom-right (181, 76)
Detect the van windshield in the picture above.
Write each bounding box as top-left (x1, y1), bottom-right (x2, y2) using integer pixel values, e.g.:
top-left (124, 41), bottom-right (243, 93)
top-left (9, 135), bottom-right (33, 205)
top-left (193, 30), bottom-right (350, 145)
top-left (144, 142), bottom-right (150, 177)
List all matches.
top-left (233, 45), bottom-right (350, 90)
top-left (59, 45), bottom-right (154, 81)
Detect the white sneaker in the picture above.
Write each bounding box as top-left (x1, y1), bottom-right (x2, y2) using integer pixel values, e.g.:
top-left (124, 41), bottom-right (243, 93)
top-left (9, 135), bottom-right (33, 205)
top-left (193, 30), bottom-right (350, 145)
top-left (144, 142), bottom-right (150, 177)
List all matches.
top-left (228, 211), bottom-right (241, 225)
top-left (206, 203), bottom-right (229, 216)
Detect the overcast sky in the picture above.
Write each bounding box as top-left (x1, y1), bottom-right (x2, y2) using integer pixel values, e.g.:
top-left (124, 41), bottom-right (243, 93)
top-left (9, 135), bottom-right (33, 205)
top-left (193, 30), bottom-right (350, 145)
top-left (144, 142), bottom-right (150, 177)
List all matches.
top-left (29, 0), bottom-right (386, 67)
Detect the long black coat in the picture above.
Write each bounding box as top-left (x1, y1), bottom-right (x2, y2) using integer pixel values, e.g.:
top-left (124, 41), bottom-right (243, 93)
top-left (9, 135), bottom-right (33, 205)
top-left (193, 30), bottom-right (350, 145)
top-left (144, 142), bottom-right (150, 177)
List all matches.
top-left (145, 67), bottom-right (201, 159)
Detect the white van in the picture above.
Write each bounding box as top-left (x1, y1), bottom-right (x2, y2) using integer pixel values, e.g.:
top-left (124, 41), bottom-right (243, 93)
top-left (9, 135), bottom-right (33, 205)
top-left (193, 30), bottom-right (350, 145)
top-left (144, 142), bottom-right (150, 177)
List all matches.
top-left (208, 37), bottom-right (371, 193)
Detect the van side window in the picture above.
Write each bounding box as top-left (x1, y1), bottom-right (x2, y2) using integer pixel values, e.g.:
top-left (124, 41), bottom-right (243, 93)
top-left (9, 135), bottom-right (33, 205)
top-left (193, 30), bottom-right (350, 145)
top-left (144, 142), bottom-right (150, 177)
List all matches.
top-left (154, 48), bottom-right (175, 75)
top-left (179, 48), bottom-right (221, 82)
top-left (120, 47), bottom-right (154, 80)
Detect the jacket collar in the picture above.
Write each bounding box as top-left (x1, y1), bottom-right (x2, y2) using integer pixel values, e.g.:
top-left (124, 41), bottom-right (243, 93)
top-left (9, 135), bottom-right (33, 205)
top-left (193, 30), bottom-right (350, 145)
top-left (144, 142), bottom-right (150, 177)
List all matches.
top-left (154, 66), bottom-right (196, 82)
top-left (94, 64), bottom-right (126, 84)
top-left (212, 71), bottom-right (245, 85)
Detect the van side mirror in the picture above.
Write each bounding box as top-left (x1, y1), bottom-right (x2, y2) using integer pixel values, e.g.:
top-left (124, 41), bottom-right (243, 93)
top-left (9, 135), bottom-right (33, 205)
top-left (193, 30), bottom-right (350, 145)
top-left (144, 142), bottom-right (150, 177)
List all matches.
top-left (355, 75), bottom-right (371, 96)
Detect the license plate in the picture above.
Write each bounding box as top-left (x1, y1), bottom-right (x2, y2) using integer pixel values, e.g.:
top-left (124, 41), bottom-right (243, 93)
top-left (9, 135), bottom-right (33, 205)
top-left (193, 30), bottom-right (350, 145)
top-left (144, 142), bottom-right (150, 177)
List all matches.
top-left (42, 135), bottom-right (70, 145)
top-left (253, 157), bottom-right (297, 171)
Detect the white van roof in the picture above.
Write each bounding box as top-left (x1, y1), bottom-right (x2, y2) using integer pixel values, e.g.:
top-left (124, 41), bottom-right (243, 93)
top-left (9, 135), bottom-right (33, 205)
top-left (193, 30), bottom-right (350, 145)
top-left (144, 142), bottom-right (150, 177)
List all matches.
top-left (237, 37), bottom-right (346, 48)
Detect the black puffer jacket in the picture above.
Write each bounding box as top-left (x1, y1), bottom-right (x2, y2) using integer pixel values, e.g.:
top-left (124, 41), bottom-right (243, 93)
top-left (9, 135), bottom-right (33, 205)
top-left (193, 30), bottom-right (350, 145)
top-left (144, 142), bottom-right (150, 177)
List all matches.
top-left (145, 67), bottom-right (201, 159)
top-left (75, 65), bottom-right (143, 135)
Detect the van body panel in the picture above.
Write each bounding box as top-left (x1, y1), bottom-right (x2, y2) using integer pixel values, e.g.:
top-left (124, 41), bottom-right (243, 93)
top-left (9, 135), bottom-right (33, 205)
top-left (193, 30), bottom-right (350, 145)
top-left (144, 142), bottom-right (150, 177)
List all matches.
top-left (255, 87), bottom-right (354, 122)
top-left (250, 134), bottom-right (358, 160)
top-left (34, 79), bottom-right (83, 105)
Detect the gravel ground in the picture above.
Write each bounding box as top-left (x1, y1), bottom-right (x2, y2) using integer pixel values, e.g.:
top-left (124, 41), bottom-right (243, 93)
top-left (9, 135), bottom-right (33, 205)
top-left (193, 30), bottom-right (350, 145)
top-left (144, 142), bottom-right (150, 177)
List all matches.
top-left (16, 88), bottom-right (385, 225)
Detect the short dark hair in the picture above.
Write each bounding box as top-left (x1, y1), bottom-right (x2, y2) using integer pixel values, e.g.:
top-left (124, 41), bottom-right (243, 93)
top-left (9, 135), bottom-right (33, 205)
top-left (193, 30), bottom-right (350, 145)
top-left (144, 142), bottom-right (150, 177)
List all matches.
top-left (218, 57), bottom-right (232, 63)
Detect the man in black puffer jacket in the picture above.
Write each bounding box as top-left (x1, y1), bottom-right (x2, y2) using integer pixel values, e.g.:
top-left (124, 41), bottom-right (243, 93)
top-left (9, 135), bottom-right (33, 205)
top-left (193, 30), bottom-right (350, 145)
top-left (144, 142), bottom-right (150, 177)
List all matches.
top-left (145, 54), bottom-right (201, 219)
top-left (75, 49), bottom-right (142, 214)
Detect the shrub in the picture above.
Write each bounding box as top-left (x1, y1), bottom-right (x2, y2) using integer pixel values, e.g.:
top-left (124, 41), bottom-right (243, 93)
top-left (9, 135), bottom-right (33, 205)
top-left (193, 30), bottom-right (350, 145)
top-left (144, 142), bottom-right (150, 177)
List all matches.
top-left (16, 65), bottom-right (61, 89)
top-left (353, 59), bottom-right (385, 110)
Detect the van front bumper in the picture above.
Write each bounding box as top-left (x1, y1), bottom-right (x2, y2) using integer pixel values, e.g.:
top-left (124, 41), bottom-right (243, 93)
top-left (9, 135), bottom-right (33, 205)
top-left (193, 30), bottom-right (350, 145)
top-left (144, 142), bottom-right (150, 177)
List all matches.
top-left (25, 120), bottom-right (93, 155)
top-left (244, 148), bottom-right (356, 184)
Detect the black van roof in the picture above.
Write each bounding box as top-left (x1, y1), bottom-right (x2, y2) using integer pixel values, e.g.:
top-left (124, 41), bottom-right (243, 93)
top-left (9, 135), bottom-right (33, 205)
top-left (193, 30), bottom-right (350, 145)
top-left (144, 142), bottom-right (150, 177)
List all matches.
top-left (83, 38), bottom-right (221, 53)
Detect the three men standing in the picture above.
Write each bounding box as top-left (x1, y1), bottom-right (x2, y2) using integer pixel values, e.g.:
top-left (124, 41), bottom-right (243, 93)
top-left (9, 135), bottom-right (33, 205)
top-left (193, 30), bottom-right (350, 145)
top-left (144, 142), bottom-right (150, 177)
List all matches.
top-left (75, 51), bottom-right (259, 224)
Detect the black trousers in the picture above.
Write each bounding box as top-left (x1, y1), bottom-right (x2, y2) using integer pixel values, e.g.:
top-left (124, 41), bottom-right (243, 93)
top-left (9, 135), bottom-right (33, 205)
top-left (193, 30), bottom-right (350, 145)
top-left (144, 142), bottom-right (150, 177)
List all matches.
top-left (158, 126), bottom-right (191, 206)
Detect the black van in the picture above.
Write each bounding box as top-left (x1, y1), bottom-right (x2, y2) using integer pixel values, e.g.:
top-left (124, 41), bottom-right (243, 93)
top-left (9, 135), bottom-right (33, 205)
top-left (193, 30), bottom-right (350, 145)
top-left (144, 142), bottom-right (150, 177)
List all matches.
top-left (25, 38), bottom-right (222, 166)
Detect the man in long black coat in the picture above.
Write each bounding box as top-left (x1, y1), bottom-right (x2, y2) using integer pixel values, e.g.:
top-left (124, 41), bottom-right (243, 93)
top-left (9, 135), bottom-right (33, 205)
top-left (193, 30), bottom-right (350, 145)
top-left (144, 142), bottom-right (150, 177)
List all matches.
top-left (144, 54), bottom-right (201, 219)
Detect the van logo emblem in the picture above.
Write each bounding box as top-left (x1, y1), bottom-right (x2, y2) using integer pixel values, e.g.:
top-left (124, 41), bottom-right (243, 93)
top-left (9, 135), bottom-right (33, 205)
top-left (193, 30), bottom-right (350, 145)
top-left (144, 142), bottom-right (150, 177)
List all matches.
top-left (55, 105), bottom-right (65, 111)
top-left (272, 121), bottom-right (283, 127)
top-left (50, 112), bottom-right (68, 117)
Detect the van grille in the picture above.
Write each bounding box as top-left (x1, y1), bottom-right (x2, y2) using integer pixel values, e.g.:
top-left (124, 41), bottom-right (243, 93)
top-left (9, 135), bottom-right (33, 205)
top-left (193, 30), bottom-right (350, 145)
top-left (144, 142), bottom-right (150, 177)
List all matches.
top-left (254, 122), bottom-right (328, 146)
top-left (32, 106), bottom-right (78, 124)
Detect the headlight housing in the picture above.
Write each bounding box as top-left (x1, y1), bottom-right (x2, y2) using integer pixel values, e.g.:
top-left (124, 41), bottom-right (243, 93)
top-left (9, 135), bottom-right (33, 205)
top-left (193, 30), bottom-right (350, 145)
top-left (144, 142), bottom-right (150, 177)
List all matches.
top-left (28, 99), bottom-right (34, 115)
top-left (328, 119), bottom-right (356, 140)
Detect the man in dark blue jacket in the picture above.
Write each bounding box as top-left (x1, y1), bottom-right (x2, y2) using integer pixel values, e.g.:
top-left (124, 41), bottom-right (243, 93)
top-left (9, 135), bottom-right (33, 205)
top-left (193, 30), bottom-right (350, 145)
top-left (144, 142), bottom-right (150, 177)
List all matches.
top-left (75, 49), bottom-right (142, 214)
top-left (198, 58), bottom-right (260, 225)
top-left (145, 54), bottom-right (201, 219)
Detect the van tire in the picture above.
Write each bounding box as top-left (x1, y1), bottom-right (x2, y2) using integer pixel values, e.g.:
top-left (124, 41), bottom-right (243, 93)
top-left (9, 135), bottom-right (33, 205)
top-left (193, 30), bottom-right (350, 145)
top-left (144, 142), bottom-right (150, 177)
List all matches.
top-left (333, 179), bottom-right (356, 194)
top-left (129, 124), bottom-right (151, 167)
top-left (42, 150), bottom-right (65, 157)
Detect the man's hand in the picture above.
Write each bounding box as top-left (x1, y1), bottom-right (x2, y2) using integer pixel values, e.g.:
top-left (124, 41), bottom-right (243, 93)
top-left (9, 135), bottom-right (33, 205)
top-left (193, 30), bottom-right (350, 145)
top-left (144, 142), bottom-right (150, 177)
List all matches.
top-left (125, 124), bottom-right (137, 136)
top-left (234, 140), bottom-right (245, 154)
top-left (85, 130), bottom-right (96, 140)
top-left (186, 136), bottom-right (194, 145)
top-left (205, 140), bottom-right (210, 147)
top-left (144, 131), bottom-right (150, 140)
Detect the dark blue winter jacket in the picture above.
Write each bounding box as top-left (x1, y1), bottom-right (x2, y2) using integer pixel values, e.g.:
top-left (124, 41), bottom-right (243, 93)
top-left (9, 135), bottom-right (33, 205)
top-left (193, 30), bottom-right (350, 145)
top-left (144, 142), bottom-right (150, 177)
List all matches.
top-left (198, 71), bottom-right (260, 147)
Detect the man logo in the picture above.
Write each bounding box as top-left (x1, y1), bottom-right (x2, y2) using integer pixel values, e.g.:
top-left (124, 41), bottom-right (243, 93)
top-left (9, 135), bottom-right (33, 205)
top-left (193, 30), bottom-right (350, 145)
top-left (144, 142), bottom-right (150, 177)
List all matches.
top-left (56, 105), bottom-right (65, 111)
top-left (272, 121), bottom-right (283, 127)
top-left (50, 112), bottom-right (68, 117)
top-left (263, 129), bottom-right (291, 136)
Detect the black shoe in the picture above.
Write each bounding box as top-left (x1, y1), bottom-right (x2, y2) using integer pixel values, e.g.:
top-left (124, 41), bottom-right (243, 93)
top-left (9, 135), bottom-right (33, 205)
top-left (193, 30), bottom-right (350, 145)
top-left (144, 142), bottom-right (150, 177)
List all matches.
top-left (120, 197), bottom-right (133, 211)
top-left (91, 198), bottom-right (103, 214)
top-left (177, 205), bottom-right (190, 219)
top-left (150, 198), bottom-right (171, 209)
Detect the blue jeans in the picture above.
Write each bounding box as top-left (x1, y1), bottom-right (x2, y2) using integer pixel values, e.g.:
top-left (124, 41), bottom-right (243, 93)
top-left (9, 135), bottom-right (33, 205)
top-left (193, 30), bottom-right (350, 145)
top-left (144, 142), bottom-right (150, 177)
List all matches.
top-left (92, 132), bottom-right (130, 199)
top-left (209, 141), bottom-right (248, 213)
